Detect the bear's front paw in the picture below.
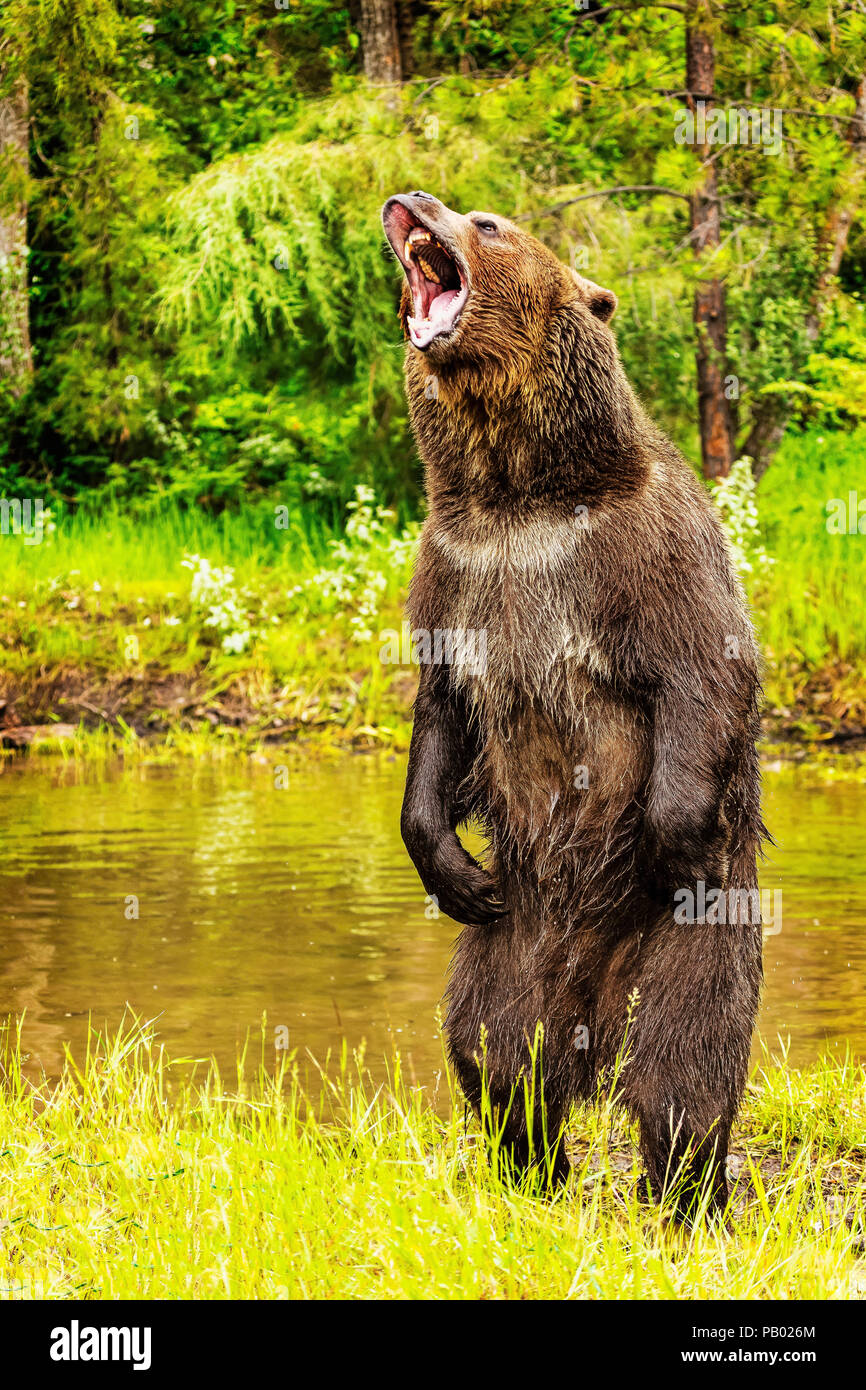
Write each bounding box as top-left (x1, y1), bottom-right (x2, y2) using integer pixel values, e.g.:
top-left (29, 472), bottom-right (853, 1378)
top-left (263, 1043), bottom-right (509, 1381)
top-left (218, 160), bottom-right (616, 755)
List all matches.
top-left (426, 837), bottom-right (506, 927)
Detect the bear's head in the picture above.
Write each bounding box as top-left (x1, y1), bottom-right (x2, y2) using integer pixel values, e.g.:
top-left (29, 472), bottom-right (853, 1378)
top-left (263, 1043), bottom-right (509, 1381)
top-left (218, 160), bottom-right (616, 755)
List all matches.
top-left (381, 190), bottom-right (617, 377)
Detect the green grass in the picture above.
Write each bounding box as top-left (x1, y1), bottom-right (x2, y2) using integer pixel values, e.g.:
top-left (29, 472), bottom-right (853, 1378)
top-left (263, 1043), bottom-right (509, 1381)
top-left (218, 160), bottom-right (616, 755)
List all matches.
top-left (0, 427), bottom-right (864, 747)
top-left (0, 1018), bottom-right (864, 1299)
top-left (756, 428), bottom-right (866, 724)
top-left (0, 492), bottom-right (417, 744)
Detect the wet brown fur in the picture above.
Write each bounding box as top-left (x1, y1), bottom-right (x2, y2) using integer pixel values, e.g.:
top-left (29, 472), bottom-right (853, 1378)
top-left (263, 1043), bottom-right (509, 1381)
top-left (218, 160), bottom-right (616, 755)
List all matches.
top-left (385, 192), bottom-right (765, 1215)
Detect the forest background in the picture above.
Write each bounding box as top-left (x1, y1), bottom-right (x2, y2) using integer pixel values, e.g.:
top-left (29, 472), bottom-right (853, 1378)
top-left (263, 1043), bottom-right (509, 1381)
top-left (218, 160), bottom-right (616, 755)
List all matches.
top-left (0, 0), bottom-right (864, 749)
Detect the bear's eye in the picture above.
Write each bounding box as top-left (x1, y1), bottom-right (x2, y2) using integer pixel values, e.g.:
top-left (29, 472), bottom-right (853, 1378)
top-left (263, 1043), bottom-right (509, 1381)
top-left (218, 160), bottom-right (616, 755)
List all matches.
top-left (474, 220), bottom-right (498, 235)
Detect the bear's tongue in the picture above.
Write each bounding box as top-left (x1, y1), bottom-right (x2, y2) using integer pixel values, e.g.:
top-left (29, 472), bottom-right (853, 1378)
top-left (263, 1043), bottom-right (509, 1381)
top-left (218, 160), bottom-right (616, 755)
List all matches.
top-left (408, 288), bottom-right (460, 348)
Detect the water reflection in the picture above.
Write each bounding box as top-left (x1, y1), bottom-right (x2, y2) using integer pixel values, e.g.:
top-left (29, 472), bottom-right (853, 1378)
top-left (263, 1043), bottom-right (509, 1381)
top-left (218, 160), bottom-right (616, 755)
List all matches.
top-left (0, 753), bottom-right (863, 1081)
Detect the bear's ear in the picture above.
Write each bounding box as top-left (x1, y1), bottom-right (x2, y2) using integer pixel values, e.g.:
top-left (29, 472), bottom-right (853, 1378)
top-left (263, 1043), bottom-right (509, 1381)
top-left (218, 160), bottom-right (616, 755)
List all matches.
top-left (584, 278), bottom-right (618, 323)
top-left (570, 270), bottom-right (617, 323)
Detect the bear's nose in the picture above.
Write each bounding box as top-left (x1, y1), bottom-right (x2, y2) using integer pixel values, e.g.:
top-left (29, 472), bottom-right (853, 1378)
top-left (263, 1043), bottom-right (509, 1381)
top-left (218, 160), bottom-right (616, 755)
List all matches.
top-left (409, 190), bottom-right (435, 200)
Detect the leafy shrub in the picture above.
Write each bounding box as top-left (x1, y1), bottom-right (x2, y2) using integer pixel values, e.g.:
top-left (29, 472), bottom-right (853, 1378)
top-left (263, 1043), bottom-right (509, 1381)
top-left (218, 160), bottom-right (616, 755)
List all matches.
top-left (301, 486), bottom-right (419, 643)
top-left (711, 456), bottom-right (774, 586)
top-left (182, 552), bottom-right (257, 654)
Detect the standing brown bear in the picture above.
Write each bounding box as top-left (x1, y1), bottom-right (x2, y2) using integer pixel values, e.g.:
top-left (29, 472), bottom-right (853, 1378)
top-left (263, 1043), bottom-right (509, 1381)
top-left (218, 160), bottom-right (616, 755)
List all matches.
top-left (382, 190), bottom-right (765, 1217)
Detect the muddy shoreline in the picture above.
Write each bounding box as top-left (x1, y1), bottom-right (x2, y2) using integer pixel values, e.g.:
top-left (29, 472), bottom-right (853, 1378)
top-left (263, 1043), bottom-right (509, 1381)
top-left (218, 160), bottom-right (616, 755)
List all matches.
top-left (1, 659), bottom-right (865, 755)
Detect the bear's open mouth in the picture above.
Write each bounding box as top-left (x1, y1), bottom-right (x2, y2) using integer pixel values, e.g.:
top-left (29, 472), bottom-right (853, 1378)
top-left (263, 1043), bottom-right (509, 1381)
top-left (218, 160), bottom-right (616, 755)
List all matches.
top-left (383, 204), bottom-right (468, 350)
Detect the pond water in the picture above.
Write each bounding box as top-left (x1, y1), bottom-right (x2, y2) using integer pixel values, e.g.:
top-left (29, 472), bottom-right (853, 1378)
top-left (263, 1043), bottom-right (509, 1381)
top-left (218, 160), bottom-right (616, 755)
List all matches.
top-left (0, 754), bottom-right (863, 1084)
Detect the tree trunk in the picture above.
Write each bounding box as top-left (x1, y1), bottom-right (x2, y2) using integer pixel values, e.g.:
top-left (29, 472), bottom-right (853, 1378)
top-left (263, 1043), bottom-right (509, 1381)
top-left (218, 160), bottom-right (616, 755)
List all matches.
top-left (360, 0), bottom-right (402, 85)
top-left (686, 3), bottom-right (734, 480)
top-left (746, 75), bottom-right (866, 479)
top-left (0, 76), bottom-right (32, 395)
top-left (397, 0), bottom-right (418, 80)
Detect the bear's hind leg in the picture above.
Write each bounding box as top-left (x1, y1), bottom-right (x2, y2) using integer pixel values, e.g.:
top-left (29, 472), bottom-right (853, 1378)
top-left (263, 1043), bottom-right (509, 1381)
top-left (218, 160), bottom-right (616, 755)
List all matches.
top-left (445, 923), bottom-right (580, 1189)
top-left (598, 918), bottom-right (761, 1221)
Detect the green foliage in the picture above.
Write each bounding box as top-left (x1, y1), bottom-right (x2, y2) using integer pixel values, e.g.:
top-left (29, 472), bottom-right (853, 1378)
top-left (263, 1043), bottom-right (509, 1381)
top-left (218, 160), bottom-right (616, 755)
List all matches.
top-left (755, 426), bottom-right (866, 705)
top-left (1, 0), bottom-right (866, 520)
top-left (301, 485), bottom-right (419, 644)
top-left (766, 299), bottom-right (866, 429)
top-left (711, 456), bottom-right (774, 585)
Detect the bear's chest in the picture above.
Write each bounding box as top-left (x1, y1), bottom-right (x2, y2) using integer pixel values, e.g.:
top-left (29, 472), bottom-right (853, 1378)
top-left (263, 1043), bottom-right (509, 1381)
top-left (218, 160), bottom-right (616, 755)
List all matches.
top-left (420, 512), bottom-right (611, 711)
top-left (412, 511), bottom-right (649, 828)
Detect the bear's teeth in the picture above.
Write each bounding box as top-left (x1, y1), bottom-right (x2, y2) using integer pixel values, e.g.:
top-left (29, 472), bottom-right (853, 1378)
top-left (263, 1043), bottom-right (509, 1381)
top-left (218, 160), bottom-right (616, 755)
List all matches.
top-left (404, 228), bottom-right (433, 261)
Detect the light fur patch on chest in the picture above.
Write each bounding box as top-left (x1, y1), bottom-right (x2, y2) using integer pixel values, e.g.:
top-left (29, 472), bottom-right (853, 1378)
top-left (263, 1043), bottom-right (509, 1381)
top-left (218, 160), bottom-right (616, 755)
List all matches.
top-left (421, 505), bottom-right (615, 709)
top-left (429, 509), bottom-right (595, 575)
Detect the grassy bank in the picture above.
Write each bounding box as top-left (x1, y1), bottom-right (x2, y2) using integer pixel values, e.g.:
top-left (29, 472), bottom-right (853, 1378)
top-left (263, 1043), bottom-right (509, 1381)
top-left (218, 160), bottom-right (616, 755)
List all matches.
top-left (756, 430), bottom-right (866, 739)
top-left (0, 428), bottom-right (864, 752)
top-left (0, 1019), bottom-right (863, 1299)
top-left (0, 488), bottom-right (417, 750)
